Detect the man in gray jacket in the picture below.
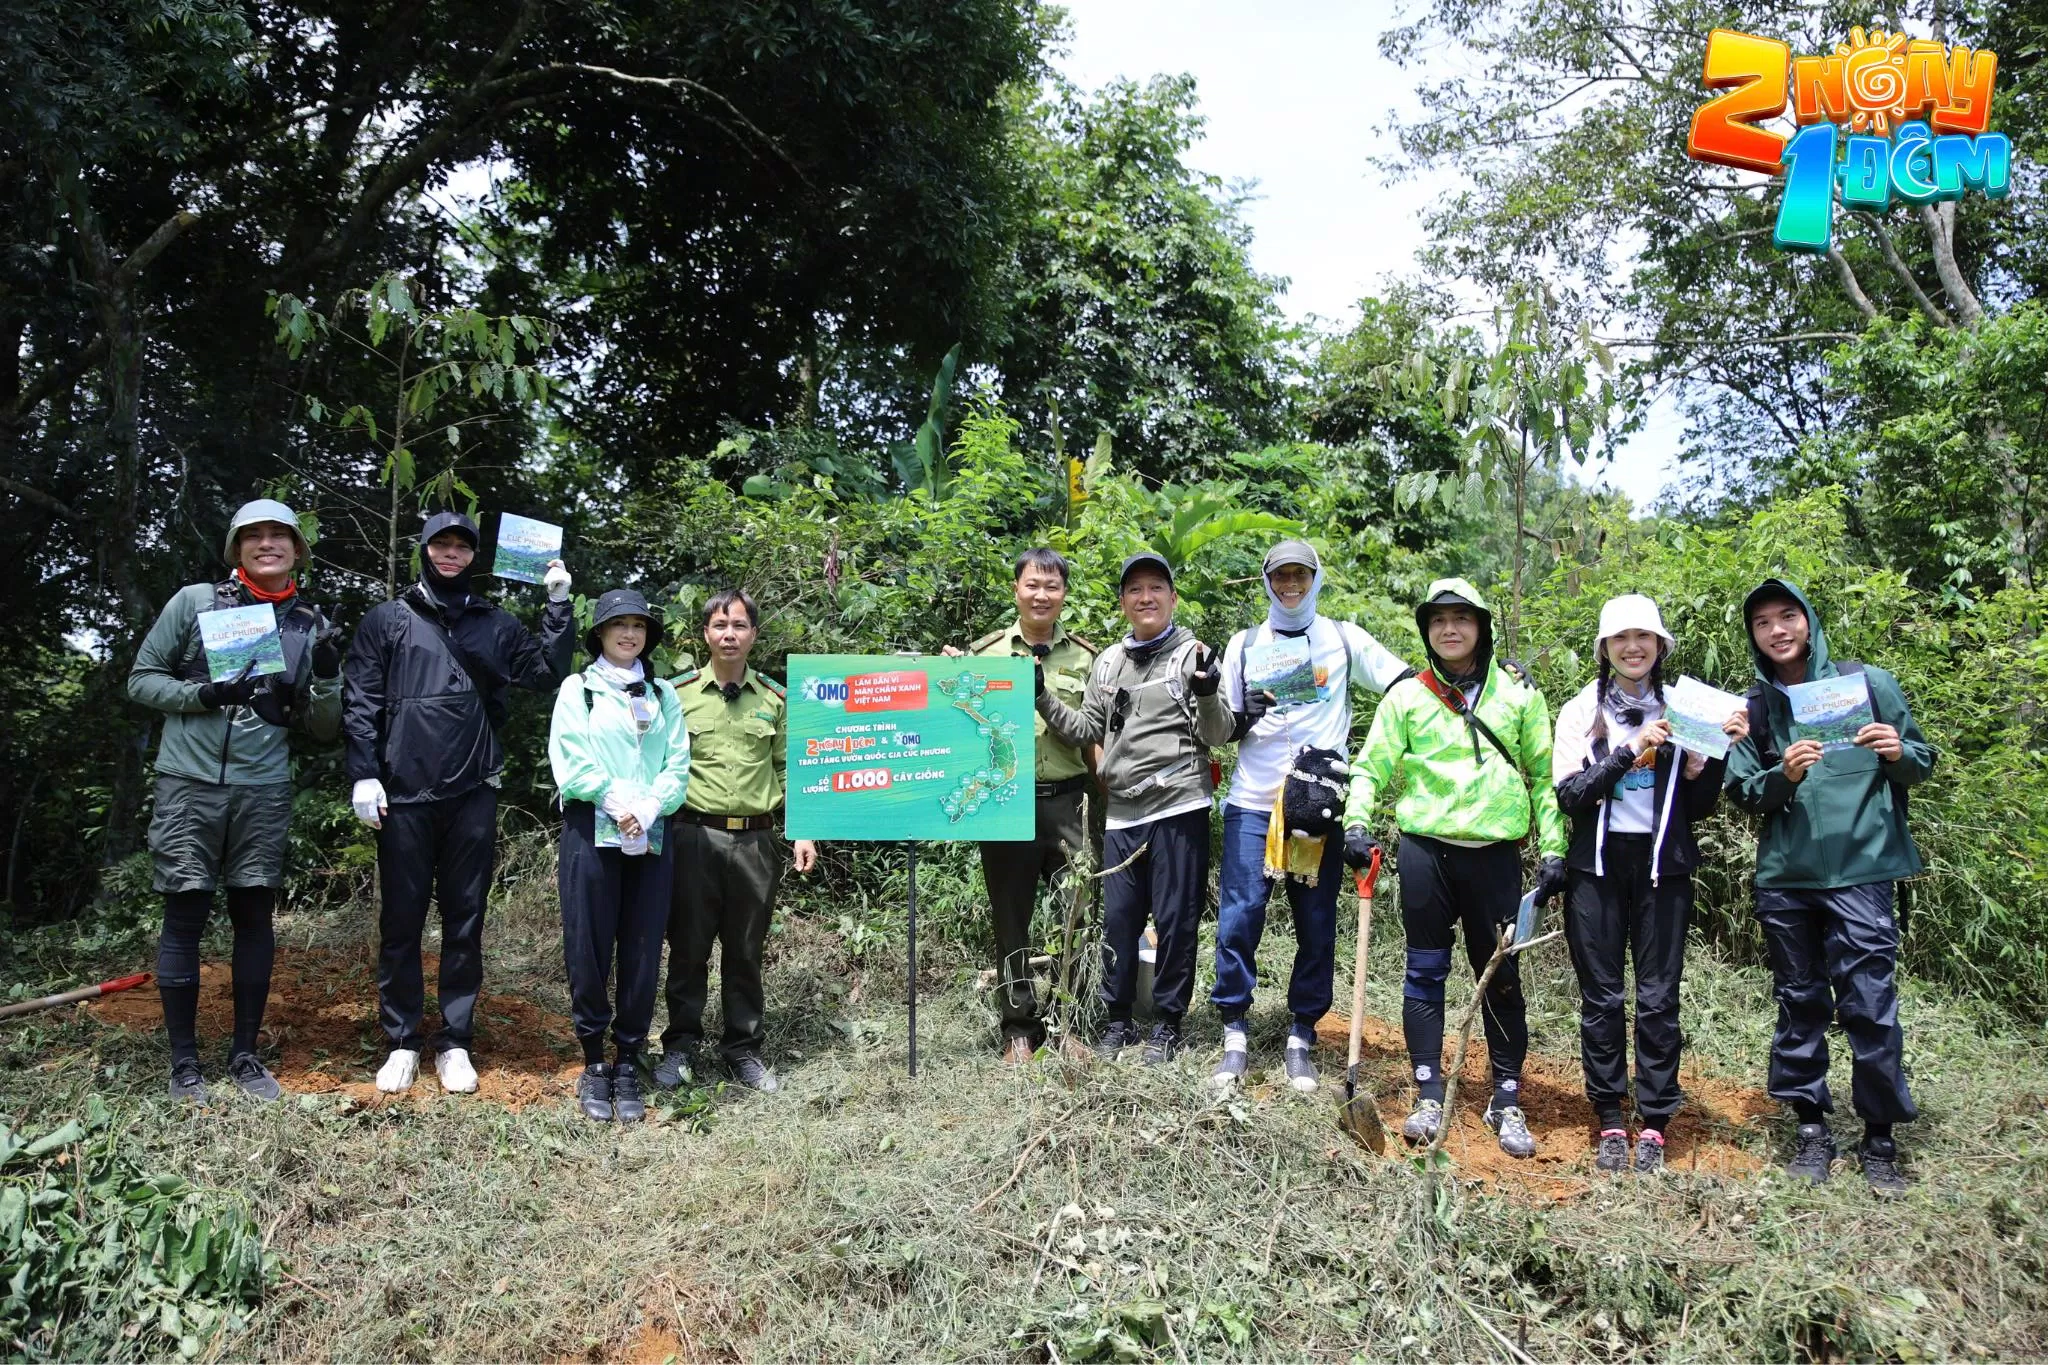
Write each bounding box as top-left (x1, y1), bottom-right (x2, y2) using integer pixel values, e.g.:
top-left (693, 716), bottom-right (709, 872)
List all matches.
top-left (1036, 552), bottom-right (1235, 1063)
top-left (128, 498), bottom-right (342, 1103)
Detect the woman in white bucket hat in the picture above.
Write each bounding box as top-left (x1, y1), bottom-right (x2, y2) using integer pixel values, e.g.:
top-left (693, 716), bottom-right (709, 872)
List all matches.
top-left (1552, 594), bottom-right (1748, 1175)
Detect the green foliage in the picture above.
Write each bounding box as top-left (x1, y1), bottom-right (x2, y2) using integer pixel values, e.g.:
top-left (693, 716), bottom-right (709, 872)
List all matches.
top-left (0, 1100), bottom-right (273, 1360)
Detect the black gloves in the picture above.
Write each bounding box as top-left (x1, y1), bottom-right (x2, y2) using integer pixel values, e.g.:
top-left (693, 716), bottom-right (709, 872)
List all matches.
top-left (1243, 689), bottom-right (1275, 725)
top-left (1033, 662), bottom-right (1047, 698)
top-left (1535, 855), bottom-right (1570, 907)
top-left (1189, 646), bottom-right (1221, 697)
top-left (1342, 826), bottom-right (1381, 870)
top-left (310, 618), bottom-right (344, 679)
top-left (197, 665), bottom-right (264, 709)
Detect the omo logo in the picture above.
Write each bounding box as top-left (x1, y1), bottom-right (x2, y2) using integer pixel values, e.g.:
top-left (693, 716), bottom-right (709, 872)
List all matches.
top-left (801, 676), bottom-right (849, 708)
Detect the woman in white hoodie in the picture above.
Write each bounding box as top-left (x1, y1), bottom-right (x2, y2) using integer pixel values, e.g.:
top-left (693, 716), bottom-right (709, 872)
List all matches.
top-left (1552, 595), bottom-right (1746, 1174)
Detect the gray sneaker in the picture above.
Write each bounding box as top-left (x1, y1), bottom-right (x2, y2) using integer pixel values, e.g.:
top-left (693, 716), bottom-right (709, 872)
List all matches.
top-left (1282, 1042), bottom-right (1318, 1093)
top-left (168, 1059), bottom-right (208, 1105)
top-left (1211, 1047), bottom-right (1249, 1088)
top-left (1401, 1098), bottom-right (1444, 1144)
top-left (651, 1048), bottom-right (698, 1091)
top-left (1595, 1129), bottom-right (1630, 1173)
top-left (228, 1053), bottom-right (282, 1102)
top-left (731, 1052), bottom-right (780, 1093)
top-left (1633, 1130), bottom-right (1666, 1174)
top-left (1485, 1104), bottom-right (1537, 1158)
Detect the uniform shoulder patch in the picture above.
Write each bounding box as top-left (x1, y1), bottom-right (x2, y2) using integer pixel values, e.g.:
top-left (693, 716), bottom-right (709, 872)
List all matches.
top-left (672, 663), bottom-right (701, 684)
top-left (968, 627), bottom-right (1008, 653)
top-left (756, 673), bottom-right (786, 699)
top-left (1067, 632), bottom-right (1101, 656)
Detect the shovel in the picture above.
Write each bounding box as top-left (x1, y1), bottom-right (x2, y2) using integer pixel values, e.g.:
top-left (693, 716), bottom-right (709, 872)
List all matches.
top-left (1337, 848), bottom-right (1386, 1154)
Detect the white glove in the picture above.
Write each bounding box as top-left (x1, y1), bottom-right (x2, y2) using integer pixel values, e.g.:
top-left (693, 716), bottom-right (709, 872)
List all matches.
top-left (601, 786), bottom-right (637, 823)
top-left (352, 778), bottom-right (388, 829)
top-left (630, 795), bottom-right (662, 837)
top-left (543, 558), bottom-right (572, 603)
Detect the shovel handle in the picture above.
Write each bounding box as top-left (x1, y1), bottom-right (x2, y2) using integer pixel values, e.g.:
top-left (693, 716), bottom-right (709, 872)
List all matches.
top-left (1346, 848), bottom-right (1381, 1071)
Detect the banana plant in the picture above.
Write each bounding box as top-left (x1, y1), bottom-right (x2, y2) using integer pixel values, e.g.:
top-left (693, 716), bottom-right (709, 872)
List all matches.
top-left (1145, 481), bottom-right (1302, 565)
top-left (891, 344), bottom-right (962, 505)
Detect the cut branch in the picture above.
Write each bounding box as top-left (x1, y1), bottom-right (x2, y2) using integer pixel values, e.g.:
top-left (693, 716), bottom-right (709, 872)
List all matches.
top-left (2, 334), bottom-right (109, 426)
top-left (0, 474), bottom-right (81, 521)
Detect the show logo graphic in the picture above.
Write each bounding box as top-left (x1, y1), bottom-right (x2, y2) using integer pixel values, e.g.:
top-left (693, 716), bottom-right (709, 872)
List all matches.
top-left (1686, 27), bottom-right (2010, 251)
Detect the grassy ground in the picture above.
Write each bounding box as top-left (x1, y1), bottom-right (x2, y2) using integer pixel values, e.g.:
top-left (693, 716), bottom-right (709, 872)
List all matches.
top-left (4, 837), bottom-right (2047, 1361)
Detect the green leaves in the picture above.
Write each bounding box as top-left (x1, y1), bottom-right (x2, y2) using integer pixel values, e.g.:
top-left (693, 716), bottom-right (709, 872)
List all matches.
top-left (1145, 483), bottom-right (1302, 567)
top-left (0, 1107), bottom-right (271, 1358)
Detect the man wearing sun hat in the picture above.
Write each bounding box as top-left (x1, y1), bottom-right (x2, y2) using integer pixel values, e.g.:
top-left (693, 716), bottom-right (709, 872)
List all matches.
top-left (128, 498), bottom-right (344, 1103)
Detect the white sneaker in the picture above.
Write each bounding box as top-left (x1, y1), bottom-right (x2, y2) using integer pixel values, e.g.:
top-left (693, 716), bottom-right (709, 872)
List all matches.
top-left (376, 1048), bottom-right (420, 1093)
top-left (435, 1047), bottom-right (479, 1094)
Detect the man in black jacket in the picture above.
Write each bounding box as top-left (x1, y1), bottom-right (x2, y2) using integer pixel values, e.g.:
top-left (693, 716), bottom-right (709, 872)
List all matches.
top-left (342, 511), bottom-right (574, 1094)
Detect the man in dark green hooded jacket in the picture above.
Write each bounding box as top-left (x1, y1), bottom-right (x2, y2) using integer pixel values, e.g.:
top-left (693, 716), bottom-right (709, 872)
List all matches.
top-left (1724, 578), bottom-right (1934, 1195)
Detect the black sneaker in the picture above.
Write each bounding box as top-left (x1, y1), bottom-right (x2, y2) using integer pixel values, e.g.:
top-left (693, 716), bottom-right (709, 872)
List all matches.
top-left (1094, 1019), bottom-right (1138, 1060)
top-left (651, 1047), bottom-right (700, 1091)
top-left (612, 1057), bottom-right (646, 1123)
top-left (577, 1063), bottom-right (614, 1121)
top-left (1141, 1018), bottom-right (1182, 1067)
top-left (1633, 1129), bottom-right (1667, 1175)
top-left (168, 1059), bottom-right (208, 1105)
top-left (228, 1053), bottom-right (283, 1102)
top-left (1860, 1135), bottom-right (1907, 1197)
top-left (1595, 1128), bottom-right (1630, 1173)
top-left (730, 1052), bottom-right (780, 1093)
top-left (1786, 1122), bottom-right (1836, 1183)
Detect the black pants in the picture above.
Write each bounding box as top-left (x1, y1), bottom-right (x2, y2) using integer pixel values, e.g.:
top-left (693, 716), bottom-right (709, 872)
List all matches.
top-left (375, 785), bottom-right (497, 1052)
top-left (1756, 882), bottom-right (1918, 1124)
top-left (156, 886), bottom-right (275, 1064)
top-left (979, 789), bottom-right (1087, 1035)
top-left (1100, 807), bottom-right (1210, 1022)
top-left (558, 802), bottom-right (673, 1064)
top-left (663, 821), bottom-right (783, 1059)
top-left (1397, 834), bottom-right (1526, 1094)
top-left (1564, 835), bottom-right (1692, 1127)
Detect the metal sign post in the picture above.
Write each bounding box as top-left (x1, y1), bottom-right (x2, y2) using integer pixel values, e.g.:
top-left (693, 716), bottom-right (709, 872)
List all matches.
top-left (905, 842), bottom-right (919, 1076)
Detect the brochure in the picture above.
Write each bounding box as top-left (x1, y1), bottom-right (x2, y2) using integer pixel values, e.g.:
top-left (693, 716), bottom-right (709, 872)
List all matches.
top-left (492, 512), bottom-right (563, 584)
top-left (1666, 675), bottom-right (1749, 761)
top-left (596, 808), bottom-right (664, 856)
top-left (1788, 672), bottom-right (1874, 752)
top-left (195, 604), bottom-right (287, 682)
top-left (1244, 634), bottom-right (1319, 706)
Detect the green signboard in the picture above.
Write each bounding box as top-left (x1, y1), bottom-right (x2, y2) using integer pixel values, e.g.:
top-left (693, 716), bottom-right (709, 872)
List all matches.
top-left (784, 654), bottom-right (1037, 842)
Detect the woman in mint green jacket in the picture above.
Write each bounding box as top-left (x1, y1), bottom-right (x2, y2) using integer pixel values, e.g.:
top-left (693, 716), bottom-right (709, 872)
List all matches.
top-left (548, 589), bottom-right (690, 1123)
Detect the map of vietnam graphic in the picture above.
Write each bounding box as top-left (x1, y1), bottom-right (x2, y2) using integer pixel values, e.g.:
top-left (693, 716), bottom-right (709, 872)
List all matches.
top-left (936, 672), bottom-right (1021, 822)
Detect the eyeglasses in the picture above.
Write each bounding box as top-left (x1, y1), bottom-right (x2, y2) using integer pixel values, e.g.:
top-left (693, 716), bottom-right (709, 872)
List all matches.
top-left (1110, 687), bottom-right (1132, 734)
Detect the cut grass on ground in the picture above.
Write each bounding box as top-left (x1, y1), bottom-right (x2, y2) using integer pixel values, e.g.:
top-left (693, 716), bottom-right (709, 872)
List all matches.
top-left (4, 848), bottom-right (2047, 1362)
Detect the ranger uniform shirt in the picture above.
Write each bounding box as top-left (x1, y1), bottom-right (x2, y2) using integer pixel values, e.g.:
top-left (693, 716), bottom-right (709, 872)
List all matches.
top-left (969, 620), bottom-right (1098, 782)
top-left (676, 666), bottom-right (787, 817)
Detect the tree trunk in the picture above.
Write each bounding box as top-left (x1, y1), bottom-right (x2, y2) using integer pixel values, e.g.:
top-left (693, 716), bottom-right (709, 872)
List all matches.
top-left (1509, 428), bottom-right (1528, 658)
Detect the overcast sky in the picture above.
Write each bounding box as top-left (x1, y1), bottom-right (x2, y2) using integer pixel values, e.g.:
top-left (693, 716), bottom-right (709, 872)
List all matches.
top-left (1052, 0), bottom-right (1684, 507)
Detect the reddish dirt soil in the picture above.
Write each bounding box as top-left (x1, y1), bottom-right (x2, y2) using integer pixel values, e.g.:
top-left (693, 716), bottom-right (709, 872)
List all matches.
top-left (1314, 1011), bottom-right (1775, 1200)
top-left (87, 948), bottom-right (582, 1109)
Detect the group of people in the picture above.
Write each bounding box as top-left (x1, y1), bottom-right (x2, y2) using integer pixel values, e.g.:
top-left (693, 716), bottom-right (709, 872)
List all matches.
top-left (129, 499), bottom-right (1933, 1192)
top-left (129, 503), bottom-right (809, 1127)
top-left (997, 544), bottom-right (1928, 1195)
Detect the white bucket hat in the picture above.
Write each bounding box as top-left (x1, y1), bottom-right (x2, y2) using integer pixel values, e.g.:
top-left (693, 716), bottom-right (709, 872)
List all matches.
top-left (1595, 593), bottom-right (1674, 662)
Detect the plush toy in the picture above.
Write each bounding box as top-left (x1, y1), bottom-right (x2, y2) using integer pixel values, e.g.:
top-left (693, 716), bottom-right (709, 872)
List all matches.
top-left (1281, 744), bottom-right (1349, 840)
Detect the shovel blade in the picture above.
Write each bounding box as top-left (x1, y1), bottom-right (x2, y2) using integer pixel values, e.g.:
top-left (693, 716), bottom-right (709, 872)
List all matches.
top-left (1337, 1072), bottom-right (1387, 1155)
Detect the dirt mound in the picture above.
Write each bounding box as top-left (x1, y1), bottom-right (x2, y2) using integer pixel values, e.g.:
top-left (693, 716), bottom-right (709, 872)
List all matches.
top-left (88, 948), bottom-right (582, 1110)
top-left (1315, 1012), bottom-right (1774, 1201)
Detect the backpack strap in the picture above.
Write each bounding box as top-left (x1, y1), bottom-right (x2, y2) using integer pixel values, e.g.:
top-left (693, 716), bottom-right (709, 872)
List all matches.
top-left (1416, 669), bottom-right (1519, 771)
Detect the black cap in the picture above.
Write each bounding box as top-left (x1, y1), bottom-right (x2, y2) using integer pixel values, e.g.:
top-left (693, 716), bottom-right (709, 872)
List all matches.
top-left (584, 588), bottom-right (665, 655)
top-left (1118, 551), bottom-right (1174, 589)
top-left (421, 510), bottom-right (480, 548)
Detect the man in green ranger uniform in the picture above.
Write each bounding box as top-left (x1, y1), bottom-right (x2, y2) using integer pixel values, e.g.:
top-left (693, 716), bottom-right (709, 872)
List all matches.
top-left (128, 498), bottom-right (342, 1103)
top-left (653, 588), bottom-right (818, 1093)
top-left (1340, 578), bottom-right (1569, 1158)
top-left (956, 548), bottom-right (1099, 1064)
